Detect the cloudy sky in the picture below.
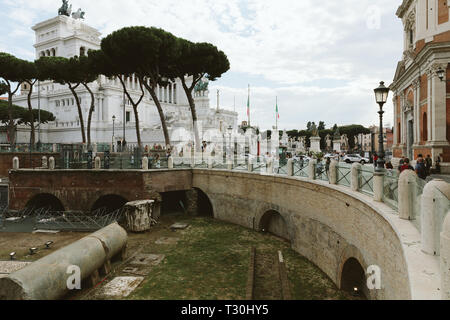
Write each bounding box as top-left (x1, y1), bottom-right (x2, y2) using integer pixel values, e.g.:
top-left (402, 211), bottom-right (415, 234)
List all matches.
top-left (1, 0), bottom-right (404, 131)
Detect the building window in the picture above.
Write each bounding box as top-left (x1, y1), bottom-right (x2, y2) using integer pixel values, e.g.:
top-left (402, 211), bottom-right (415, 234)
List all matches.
top-left (126, 111), bottom-right (131, 123)
top-left (80, 47), bottom-right (86, 57)
top-left (173, 84), bottom-right (177, 104)
top-left (423, 113), bottom-right (428, 141)
top-left (169, 84), bottom-right (172, 104)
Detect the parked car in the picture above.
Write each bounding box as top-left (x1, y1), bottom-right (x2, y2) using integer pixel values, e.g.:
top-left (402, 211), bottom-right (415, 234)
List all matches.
top-left (343, 154), bottom-right (370, 164)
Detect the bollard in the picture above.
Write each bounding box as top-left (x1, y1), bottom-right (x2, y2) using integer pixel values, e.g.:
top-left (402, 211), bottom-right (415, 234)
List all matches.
top-left (248, 161), bottom-right (253, 172)
top-left (266, 159), bottom-right (273, 175)
top-left (41, 156), bottom-right (48, 169)
top-left (207, 157), bottom-right (213, 170)
top-left (440, 211), bottom-right (450, 300)
top-left (308, 159), bottom-right (317, 180)
top-left (48, 157), bottom-right (55, 170)
top-left (421, 179), bottom-right (450, 256)
top-left (94, 156), bottom-right (101, 170)
top-left (168, 156), bottom-right (174, 169)
top-left (398, 170), bottom-right (417, 220)
top-left (329, 160), bottom-right (338, 184)
top-left (12, 157), bottom-right (19, 170)
top-left (287, 159), bottom-right (294, 176)
top-left (227, 159), bottom-right (233, 171)
top-left (373, 171), bottom-right (385, 202)
top-left (351, 163), bottom-right (362, 192)
top-left (142, 156), bottom-right (149, 170)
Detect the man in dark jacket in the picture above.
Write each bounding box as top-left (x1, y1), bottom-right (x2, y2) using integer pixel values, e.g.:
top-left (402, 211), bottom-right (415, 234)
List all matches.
top-left (425, 155), bottom-right (432, 176)
top-left (415, 158), bottom-right (427, 180)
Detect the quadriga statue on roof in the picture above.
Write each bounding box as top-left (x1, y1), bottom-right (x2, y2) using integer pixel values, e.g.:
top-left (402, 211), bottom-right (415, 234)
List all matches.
top-left (72, 8), bottom-right (86, 20)
top-left (58, 0), bottom-right (72, 17)
top-left (194, 79), bottom-right (209, 93)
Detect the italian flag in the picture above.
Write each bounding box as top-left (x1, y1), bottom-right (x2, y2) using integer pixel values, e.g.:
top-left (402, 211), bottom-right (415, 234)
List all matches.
top-left (276, 98), bottom-right (279, 119)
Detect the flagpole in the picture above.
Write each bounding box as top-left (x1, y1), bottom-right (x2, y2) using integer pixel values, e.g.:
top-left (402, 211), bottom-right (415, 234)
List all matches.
top-left (248, 85), bottom-right (250, 127)
top-left (276, 96), bottom-right (278, 132)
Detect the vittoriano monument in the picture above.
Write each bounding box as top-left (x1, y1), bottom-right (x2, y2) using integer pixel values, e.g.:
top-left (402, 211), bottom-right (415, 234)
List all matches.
top-left (58, 0), bottom-right (85, 20)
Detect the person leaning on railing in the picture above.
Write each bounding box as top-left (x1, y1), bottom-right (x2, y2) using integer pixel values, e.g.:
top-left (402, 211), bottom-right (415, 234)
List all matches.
top-left (400, 158), bottom-right (414, 173)
top-left (415, 157), bottom-right (427, 180)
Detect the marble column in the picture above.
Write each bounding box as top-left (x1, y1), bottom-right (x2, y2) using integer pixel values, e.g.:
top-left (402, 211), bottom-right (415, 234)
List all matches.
top-left (427, 69), bottom-right (433, 141)
top-left (431, 63), bottom-right (448, 143)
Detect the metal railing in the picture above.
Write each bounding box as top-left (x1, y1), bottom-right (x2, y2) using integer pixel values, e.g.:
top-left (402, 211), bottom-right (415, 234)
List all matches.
top-left (383, 170), bottom-right (399, 210)
top-left (359, 166), bottom-right (374, 196)
top-left (336, 163), bottom-right (352, 187)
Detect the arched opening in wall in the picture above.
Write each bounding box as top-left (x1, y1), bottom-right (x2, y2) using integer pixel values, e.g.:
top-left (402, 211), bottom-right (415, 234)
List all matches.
top-left (194, 188), bottom-right (213, 217)
top-left (161, 191), bottom-right (187, 216)
top-left (259, 210), bottom-right (290, 242)
top-left (91, 195), bottom-right (128, 214)
top-left (423, 112), bottom-right (428, 142)
top-left (26, 194), bottom-right (65, 212)
top-left (340, 258), bottom-right (367, 299)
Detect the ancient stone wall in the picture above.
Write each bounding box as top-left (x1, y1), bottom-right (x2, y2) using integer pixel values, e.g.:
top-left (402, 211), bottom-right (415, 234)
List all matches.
top-left (192, 169), bottom-right (411, 300)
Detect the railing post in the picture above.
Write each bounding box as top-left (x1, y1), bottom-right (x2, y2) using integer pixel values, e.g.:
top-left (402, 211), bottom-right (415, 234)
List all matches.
top-left (207, 157), bottom-right (213, 169)
top-left (227, 158), bottom-right (233, 171)
top-left (142, 156), bottom-right (149, 170)
top-left (190, 153), bottom-right (195, 168)
top-left (373, 171), bottom-right (385, 202)
top-left (42, 156), bottom-right (48, 169)
top-left (329, 160), bottom-right (338, 184)
top-left (422, 179), bottom-right (450, 255)
top-left (49, 157), bottom-right (55, 170)
top-left (12, 157), bottom-right (19, 170)
top-left (351, 163), bottom-right (362, 192)
top-left (441, 210), bottom-right (450, 300)
top-left (266, 159), bottom-right (273, 175)
top-left (287, 159), bottom-right (294, 176)
top-left (168, 156), bottom-right (174, 169)
top-left (94, 156), bottom-right (101, 170)
top-left (398, 170), bottom-right (416, 220)
top-left (308, 159), bottom-right (317, 180)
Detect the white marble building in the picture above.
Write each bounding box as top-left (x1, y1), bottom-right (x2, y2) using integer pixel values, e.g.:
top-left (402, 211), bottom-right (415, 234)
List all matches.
top-left (11, 14), bottom-right (238, 148)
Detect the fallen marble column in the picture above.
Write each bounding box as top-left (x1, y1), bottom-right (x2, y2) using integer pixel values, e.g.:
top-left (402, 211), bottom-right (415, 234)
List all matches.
top-left (0, 222), bottom-right (127, 300)
top-left (124, 200), bottom-right (155, 232)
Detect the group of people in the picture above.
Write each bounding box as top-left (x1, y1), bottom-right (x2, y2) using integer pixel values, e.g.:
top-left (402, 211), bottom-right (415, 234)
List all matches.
top-left (396, 154), bottom-right (434, 180)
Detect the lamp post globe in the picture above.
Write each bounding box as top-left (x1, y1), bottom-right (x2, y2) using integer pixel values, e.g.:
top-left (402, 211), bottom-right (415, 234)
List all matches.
top-left (373, 81), bottom-right (390, 171)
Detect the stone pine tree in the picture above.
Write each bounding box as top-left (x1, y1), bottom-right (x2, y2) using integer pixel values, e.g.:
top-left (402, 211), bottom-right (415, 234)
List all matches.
top-left (36, 56), bottom-right (92, 145)
top-left (75, 54), bottom-right (100, 148)
top-left (169, 40), bottom-right (230, 151)
top-left (0, 100), bottom-right (55, 137)
top-left (18, 60), bottom-right (46, 150)
top-left (139, 28), bottom-right (181, 149)
top-left (100, 26), bottom-right (178, 149)
top-left (0, 52), bottom-right (25, 147)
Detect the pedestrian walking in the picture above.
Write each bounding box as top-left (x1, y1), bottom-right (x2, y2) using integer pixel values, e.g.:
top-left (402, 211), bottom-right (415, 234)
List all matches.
top-left (425, 155), bottom-right (432, 176)
top-left (415, 157), bottom-right (427, 180)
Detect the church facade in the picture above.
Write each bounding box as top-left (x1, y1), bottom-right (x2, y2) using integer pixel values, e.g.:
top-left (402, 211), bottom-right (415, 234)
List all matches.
top-left (391, 0), bottom-right (450, 172)
top-left (11, 13), bottom-right (238, 150)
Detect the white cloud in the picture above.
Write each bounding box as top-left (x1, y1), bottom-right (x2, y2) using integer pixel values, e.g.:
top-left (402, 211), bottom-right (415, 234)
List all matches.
top-left (1, 0), bottom-right (404, 130)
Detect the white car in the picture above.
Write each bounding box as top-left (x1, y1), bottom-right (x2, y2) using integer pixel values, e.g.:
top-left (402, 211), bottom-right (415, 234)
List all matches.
top-left (343, 154), bottom-right (370, 164)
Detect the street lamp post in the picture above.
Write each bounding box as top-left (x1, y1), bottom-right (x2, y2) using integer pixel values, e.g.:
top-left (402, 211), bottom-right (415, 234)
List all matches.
top-left (112, 115), bottom-right (116, 151)
top-left (373, 81), bottom-right (390, 172)
top-left (227, 125), bottom-right (233, 162)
